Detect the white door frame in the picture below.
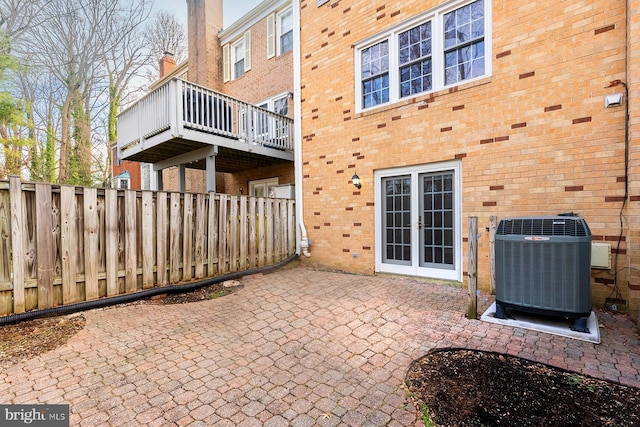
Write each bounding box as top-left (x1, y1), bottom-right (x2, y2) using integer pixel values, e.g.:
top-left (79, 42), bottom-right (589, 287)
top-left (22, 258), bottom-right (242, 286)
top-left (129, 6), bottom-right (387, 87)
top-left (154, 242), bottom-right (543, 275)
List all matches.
top-left (374, 160), bottom-right (463, 282)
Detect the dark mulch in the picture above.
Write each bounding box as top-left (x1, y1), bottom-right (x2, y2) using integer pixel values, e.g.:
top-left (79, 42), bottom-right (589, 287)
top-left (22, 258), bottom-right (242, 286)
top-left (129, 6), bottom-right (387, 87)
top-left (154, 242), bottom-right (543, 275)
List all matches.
top-left (405, 348), bottom-right (640, 427)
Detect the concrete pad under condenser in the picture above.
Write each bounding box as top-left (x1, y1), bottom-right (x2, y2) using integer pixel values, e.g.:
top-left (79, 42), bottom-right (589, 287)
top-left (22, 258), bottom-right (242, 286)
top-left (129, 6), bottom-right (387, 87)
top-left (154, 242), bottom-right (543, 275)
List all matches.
top-left (481, 302), bottom-right (601, 344)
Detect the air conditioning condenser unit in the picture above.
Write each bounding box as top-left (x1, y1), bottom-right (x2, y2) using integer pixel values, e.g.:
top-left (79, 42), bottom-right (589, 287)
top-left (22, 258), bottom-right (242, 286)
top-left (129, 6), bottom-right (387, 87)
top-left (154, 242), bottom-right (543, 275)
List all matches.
top-left (494, 216), bottom-right (592, 331)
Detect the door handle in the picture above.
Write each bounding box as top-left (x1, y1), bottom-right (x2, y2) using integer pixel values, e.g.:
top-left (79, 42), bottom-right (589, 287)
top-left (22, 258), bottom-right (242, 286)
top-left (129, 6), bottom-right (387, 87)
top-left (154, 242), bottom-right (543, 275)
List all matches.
top-left (418, 216), bottom-right (423, 230)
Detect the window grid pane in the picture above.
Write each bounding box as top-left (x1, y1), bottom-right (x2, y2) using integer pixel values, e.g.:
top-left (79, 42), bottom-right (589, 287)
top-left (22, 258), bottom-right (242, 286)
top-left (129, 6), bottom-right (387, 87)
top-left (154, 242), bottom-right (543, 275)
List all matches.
top-left (443, 0), bottom-right (484, 85)
top-left (361, 40), bottom-right (389, 108)
top-left (399, 22), bottom-right (432, 97)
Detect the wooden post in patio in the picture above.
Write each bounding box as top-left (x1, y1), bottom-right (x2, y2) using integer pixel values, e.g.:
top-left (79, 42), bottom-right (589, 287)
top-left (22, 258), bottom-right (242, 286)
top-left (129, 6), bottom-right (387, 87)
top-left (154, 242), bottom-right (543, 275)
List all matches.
top-left (467, 216), bottom-right (478, 319)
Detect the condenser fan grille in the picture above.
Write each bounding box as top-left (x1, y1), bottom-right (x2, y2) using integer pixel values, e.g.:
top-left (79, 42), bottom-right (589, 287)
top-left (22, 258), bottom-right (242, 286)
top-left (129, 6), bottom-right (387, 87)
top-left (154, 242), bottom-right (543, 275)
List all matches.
top-left (496, 217), bottom-right (590, 237)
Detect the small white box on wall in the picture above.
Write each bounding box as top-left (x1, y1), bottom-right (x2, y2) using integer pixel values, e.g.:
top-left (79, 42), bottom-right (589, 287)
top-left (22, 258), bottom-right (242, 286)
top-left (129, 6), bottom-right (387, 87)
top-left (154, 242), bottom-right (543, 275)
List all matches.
top-left (591, 243), bottom-right (611, 269)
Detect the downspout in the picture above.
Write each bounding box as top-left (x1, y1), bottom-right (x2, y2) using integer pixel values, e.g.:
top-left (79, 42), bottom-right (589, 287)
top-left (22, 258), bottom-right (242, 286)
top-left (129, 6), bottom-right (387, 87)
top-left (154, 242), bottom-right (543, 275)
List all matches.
top-left (293, 0), bottom-right (310, 257)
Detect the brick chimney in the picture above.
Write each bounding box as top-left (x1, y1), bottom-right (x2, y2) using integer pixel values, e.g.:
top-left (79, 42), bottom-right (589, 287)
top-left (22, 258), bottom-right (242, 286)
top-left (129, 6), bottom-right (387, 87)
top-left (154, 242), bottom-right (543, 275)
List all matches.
top-left (186, 0), bottom-right (224, 90)
top-left (159, 51), bottom-right (176, 77)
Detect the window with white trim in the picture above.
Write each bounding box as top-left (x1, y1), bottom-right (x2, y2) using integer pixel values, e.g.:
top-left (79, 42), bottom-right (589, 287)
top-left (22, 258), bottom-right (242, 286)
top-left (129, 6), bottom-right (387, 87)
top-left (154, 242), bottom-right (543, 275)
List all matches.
top-left (232, 39), bottom-right (245, 79)
top-left (255, 94), bottom-right (290, 140)
top-left (249, 177), bottom-right (279, 198)
top-left (278, 8), bottom-right (293, 55)
top-left (355, 0), bottom-right (489, 112)
top-left (118, 178), bottom-right (130, 189)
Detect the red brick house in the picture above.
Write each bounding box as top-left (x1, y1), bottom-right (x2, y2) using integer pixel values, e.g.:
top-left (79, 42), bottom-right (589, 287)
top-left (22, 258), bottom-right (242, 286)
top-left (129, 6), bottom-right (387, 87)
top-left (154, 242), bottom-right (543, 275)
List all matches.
top-left (116, 0), bottom-right (295, 196)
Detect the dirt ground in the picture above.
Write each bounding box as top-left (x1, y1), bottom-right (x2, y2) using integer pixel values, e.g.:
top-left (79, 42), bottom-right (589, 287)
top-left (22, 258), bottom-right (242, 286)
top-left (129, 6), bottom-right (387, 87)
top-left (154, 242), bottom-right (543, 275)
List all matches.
top-left (405, 348), bottom-right (640, 427)
top-left (2, 284), bottom-right (640, 427)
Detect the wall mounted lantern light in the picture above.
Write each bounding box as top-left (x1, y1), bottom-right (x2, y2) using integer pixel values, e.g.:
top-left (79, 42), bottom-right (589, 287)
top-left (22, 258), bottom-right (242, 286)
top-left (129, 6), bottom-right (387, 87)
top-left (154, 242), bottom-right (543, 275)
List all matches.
top-left (351, 173), bottom-right (361, 189)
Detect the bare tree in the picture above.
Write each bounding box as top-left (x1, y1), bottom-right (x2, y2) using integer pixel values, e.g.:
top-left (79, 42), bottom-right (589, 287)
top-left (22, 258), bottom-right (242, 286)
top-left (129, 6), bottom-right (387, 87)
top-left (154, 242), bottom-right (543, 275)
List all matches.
top-left (144, 10), bottom-right (188, 80)
top-left (0, 0), bottom-right (52, 43)
top-left (22, 0), bottom-right (154, 184)
top-left (103, 0), bottom-right (154, 182)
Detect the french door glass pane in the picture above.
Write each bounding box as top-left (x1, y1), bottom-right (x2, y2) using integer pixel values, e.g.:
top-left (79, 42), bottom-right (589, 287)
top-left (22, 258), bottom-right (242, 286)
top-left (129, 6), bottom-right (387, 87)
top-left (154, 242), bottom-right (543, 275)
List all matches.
top-left (421, 172), bottom-right (455, 268)
top-left (382, 176), bottom-right (411, 264)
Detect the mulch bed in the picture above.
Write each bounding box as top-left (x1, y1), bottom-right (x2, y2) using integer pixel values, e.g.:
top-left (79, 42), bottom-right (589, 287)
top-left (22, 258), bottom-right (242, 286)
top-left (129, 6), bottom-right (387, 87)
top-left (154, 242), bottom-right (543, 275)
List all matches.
top-left (405, 348), bottom-right (640, 427)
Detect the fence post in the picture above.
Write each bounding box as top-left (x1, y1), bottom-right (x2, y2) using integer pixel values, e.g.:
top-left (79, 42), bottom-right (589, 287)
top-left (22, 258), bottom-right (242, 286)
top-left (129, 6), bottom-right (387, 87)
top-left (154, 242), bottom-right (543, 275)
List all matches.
top-left (9, 176), bottom-right (25, 314)
top-left (467, 216), bottom-right (478, 319)
top-left (489, 216), bottom-right (497, 295)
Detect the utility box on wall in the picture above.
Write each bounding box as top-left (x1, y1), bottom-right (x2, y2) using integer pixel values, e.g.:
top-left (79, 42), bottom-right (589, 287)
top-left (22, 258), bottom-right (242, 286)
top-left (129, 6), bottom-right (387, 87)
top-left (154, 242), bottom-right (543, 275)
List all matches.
top-left (591, 243), bottom-right (611, 269)
top-left (270, 184), bottom-right (295, 199)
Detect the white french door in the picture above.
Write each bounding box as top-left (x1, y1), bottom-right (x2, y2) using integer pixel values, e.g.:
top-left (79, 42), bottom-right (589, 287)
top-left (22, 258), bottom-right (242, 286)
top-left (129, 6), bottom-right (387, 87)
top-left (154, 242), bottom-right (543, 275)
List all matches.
top-left (375, 161), bottom-right (462, 282)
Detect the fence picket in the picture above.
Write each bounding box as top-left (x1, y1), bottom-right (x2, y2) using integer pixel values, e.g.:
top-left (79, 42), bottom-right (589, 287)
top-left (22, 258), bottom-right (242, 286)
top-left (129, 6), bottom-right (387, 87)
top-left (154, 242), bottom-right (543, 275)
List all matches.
top-left (258, 198), bottom-right (265, 267)
top-left (249, 197), bottom-right (257, 268)
top-left (207, 193), bottom-right (218, 275)
top-left (218, 194), bottom-right (228, 274)
top-left (156, 192), bottom-right (168, 286)
top-left (239, 196), bottom-right (247, 270)
top-left (142, 192), bottom-right (154, 289)
top-left (183, 194), bottom-right (193, 281)
top-left (84, 188), bottom-right (99, 300)
top-left (105, 189), bottom-right (118, 296)
top-left (9, 177), bottom-right (24, 314)
top-left (195, 194), bottom-right (206, 279)
top-left (229, 195), bottom-right (238, 272)
top-left (35, 183), bottom-right (54, 309)
top-left (266, 201), bottom-right (273, 265)
top-left (170, 193), bottom-right (181, 283)
top-left (125, 190), bottom-right (137, 293)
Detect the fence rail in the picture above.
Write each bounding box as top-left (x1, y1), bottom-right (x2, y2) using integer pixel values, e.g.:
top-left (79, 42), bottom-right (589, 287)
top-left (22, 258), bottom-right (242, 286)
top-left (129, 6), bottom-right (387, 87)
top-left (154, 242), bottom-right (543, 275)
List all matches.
top-left (0, 177), bottom-right (296, 316)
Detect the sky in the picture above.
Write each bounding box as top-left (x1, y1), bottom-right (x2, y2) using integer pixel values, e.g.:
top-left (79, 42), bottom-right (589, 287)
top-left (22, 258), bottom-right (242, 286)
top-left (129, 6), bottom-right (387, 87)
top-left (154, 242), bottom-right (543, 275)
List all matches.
top-left (154, 0), bottom-right (264, 28)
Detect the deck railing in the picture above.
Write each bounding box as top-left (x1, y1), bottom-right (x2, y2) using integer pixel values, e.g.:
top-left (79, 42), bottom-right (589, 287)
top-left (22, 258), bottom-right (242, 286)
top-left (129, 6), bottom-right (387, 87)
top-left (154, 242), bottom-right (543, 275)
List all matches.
top-left (0, 177), bottom-right (296, 316)
top-left (117, 78), bottom-right (294, 158)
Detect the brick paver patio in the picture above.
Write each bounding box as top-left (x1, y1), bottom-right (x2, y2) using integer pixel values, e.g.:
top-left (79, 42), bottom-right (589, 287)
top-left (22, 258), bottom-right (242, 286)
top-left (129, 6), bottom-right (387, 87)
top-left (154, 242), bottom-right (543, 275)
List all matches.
top-left (1, 262), bottom-right (638, 426)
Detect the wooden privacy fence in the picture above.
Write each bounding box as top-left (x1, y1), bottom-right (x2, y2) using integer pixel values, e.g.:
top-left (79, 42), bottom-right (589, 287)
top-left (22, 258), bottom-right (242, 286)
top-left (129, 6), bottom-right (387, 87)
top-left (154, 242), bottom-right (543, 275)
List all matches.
top-left (0, 177), bottom-right (296, 316)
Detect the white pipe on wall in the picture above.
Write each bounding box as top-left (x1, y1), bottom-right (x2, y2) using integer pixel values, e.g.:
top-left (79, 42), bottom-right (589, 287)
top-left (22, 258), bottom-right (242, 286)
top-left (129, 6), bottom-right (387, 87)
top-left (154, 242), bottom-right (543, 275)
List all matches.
top-left (293, 0), bottom-right (310, 257)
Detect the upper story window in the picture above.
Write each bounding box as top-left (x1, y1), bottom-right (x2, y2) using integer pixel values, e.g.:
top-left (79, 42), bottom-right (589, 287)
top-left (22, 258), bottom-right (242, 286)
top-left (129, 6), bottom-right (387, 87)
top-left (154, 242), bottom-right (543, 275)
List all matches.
top-left (355, 0), bottom-right (489, 112)
top-left (399, 22), bottom-right (432, 97)
top-left (278, 8), bottom-right (293, 54)
top-left (361, 41), bottom-right (390, 109)
top-left (223, 31), bottom-right (252, 82)
top-left (268, 8), bottom-right (293, 58)
top-left (232, 39), bottom-right (245, 79)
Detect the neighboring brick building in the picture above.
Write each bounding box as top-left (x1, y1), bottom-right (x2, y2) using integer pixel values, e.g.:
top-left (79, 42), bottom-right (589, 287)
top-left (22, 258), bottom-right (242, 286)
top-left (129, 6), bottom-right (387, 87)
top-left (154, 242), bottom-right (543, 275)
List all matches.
top-left (297, 0), bottom-right (640, 316)
top-left (116, 0), bottom-right (294, 196)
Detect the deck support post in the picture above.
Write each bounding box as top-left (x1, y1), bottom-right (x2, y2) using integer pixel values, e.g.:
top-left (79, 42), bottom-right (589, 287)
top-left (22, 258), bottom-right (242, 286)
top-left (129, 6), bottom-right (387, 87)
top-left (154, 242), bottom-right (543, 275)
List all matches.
top-left (178, 164), bottom-right (186, 193)
top-left (206, 146), bottom-right (218, 193)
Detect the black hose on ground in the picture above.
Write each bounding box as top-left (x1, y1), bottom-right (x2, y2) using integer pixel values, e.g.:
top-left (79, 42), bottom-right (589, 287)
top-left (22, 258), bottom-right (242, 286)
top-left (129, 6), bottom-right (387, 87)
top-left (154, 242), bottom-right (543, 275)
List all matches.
top-left (0, 254), bottom-right (299, 326)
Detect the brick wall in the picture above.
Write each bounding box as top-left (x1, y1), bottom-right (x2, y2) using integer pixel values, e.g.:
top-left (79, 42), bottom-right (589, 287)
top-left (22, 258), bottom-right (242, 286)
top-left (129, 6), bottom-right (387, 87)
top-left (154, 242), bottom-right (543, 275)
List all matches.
top-left (223, 13), bottom-right (294, 111)
top-left (187, 0), bottom-right (224, 90)
top-left (627, 0), bottom-right (640, 317)
top-left (224, 162), bottom-right (295, 195)
top-left (300, 0), bottom-right (632, 312)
